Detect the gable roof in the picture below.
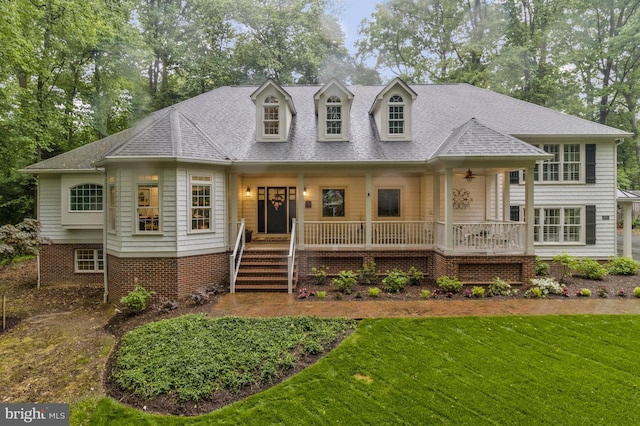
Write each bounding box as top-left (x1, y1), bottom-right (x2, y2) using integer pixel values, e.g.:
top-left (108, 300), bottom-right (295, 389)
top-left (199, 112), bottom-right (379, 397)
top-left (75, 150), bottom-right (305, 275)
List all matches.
top-left (23, 82), bottom-right (632, 172)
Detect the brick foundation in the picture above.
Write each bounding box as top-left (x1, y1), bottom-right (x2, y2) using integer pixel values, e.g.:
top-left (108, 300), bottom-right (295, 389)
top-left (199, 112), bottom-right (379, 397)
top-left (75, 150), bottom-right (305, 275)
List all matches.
top-left (39, 244), bottom-right (104, 286)
top-left (433, 251), bottom-right (536, 284)
top-left (107, 252), bottom-right (229, 303)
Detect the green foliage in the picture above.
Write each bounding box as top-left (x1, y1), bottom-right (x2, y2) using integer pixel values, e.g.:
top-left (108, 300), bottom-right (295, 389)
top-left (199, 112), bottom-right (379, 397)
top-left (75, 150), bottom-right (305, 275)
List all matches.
top-left (471, 286), bottom-right (485, 298)
top-left (526, 277), bottom-right (566, 298)
top-left (311, 265), bottom-right (329, 285)
top-left (316, 291), bottom-right (327, 299)
top-left (358, 260), bottom-right (377, 284)
top-left (420, 289), bottom-right (431, 299)
top-left (113, 315), bottom-right (356, 402)
top-left (552, 253), bottom-right (577, 278)
top-left (368, 287), bottom-right (380, 298)
top-left (574, 258), bottom-right (607, 280)
top-left (488, 277), bottom-right (514, 296)
top-left (406, 266), bottom-right (424, 285)
top-left (332, 270), bottom-right (357, 294)
top-left (634, 287), bottom-right (640, 298)
top-left (0, 219), bottom-right (49, 269)
top-left (119, 284), bottom-right (155, 313)
top-left (578, 288), bottom-right (591, 297)
top-left (527, 287), bottom-right (544, 299)
top-left (535, 257), bottom-right (550, 276)
top-left (606, 257), bottom-right (639, 275)
top-left (382, 270), bottom-right (409, 293)
top-left (436, 276), bottom-right (464, 293)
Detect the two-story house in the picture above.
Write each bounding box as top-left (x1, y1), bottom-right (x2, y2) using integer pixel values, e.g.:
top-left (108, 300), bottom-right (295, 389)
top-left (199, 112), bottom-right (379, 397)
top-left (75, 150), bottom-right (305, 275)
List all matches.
top-left (23, 78), bottom-right (631, 301)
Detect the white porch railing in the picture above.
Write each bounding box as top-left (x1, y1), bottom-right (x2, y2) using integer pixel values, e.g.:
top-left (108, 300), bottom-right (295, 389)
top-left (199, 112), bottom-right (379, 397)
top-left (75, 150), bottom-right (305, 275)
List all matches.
top-left (287, 219), bottom-right (297, 294)
top-left (303, 221), bottom-right (433, 247)
top-left (450, 222), bottom-right (525, 252)
top-left (229, 219), bottom-right (246, 293)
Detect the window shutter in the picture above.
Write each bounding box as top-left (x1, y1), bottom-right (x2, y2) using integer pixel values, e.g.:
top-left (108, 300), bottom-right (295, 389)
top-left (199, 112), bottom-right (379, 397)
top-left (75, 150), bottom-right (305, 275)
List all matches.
top-left (585, 144), bottom-right (596, 184)
top-left (585, 205), bottom-right (596, 245)
top-left (510, 205), bottom-right (520, 222)
top-left (509, 171), bottom-right (520, 184)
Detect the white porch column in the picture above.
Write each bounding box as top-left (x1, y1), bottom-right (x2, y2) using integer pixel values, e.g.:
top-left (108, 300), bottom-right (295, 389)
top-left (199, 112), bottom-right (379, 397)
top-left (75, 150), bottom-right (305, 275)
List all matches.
top-left (503, 172), bottom-right (511, 222)
top-left (433, 171), bottom-right (441, 247)
top-left (229, 171), bottom-right (239, 248)
top-left (623, 203), bottom-right (633, 258)
top-left (297, 174), bottom-right (305, 249)
top-left (365, 173), bottom-right (372, 249)
top-left (524, 166), bottom-right (535, 255)
top-left (444, 168), bottom-right (454, 253)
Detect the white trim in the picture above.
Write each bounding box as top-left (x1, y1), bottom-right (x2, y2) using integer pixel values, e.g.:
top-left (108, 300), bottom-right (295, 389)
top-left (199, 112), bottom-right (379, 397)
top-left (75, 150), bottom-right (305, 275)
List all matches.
top-left (533, 205), bottom-right (586, 245)
top-left (74, 248), bottom-right (104, 273)
top-left (188, 173), bottom-right (215, 234)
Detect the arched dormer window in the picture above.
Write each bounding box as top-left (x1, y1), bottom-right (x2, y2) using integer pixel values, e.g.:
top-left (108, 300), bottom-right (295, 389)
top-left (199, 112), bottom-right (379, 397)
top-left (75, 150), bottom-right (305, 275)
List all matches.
top-left (70, 184), bottom-right (103, 211)
top-left (388, 95), bottom-right (405, 135)
top-left (326, 96), bottom-right (342, 135)
top-left (263, 95), bottom-right (280, 136)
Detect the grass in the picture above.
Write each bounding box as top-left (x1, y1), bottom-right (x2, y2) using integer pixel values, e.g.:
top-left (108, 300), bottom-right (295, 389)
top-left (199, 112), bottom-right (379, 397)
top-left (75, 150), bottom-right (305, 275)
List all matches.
top-left (75, 315), bottom-right (640, 425)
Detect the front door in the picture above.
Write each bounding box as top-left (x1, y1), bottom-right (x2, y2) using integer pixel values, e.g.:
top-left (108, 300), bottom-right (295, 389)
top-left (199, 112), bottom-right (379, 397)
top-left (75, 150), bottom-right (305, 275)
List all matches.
top-left (267, 187), bottom-right (288, 233)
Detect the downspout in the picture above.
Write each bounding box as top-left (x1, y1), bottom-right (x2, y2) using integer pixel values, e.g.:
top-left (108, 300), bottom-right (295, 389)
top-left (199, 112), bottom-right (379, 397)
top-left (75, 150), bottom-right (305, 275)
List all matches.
top-left (99, 168), bottom-right (108, 304)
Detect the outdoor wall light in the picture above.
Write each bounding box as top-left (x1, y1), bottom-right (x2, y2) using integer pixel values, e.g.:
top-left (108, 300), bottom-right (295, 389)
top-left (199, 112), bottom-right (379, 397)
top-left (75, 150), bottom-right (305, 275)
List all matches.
top-left (303, 187), bottom-right (307, 197)
top-left (245, 186), bottom-right (251, 197)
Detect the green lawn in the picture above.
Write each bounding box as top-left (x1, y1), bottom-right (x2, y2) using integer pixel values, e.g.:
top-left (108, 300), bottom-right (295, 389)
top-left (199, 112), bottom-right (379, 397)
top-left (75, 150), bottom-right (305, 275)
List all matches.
top-left (73, 315), bottom-right (640, 425)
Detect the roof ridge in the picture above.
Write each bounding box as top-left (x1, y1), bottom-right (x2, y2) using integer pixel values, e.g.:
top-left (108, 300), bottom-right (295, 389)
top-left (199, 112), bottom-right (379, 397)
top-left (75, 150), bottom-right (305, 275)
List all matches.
top-left (176, 112), bottom-right (230, 160)
top-left (104, 108), bottom-right (175, 157)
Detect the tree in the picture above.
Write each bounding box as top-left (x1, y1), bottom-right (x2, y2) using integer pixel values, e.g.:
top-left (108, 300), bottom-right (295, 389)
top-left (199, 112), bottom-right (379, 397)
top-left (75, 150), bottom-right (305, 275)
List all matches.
top-left (0, 219), bottom-right (49, 270)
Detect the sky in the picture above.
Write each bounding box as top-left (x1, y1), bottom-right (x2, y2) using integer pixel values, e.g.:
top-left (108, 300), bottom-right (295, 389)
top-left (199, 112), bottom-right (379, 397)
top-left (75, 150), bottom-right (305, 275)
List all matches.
top-left (336, 0), bottom-right (380, 55)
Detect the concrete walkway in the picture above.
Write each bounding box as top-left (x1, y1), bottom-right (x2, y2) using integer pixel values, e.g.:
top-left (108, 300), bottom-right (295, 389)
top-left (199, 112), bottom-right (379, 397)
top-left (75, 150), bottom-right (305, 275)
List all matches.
top-left (211, 292), bottom-right (640, 318)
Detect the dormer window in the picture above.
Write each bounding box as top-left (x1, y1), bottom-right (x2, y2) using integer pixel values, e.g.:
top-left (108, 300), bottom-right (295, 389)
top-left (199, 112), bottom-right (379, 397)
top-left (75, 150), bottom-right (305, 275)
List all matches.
top-left (314, 79), bottom-right (353, 142)
top-left (326, 96), bottom-right (342, 135)
top-left (388, 95), bottom-right (405, 135)
top-left (369, 78), bottom-right (416, 141)
top-left (263, 96), bottom-right (280, 136)
top-left (251, 80), bottom-right (296, 142)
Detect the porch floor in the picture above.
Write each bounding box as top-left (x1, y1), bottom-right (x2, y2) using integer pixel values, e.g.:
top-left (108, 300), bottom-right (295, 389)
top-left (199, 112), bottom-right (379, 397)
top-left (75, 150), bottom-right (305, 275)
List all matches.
top-left (210, 293), bottom-right (640, 319)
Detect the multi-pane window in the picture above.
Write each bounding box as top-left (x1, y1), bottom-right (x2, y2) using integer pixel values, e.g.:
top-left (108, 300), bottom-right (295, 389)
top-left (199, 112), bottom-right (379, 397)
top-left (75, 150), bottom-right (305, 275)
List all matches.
top-left (326, 96), bottom-right (342, 135)
top-left (137, 175), bottom-right (159, 232)
top-left (191, 176), bottom-right (212, 231)
top-left (75, 249), bottom-right (104, 272)
top-left (534, 207), bottom-right (582, 244)
top-left (533, 144), bottom-right (581, 182)
top-left (378, 189), bottom-right (401, 217)
top-left (388, 95), bottom-right (404, 135)
top-left (263, 95), bottom-right (279, 135)
top-left (70, 184), bottom-right (103, 211)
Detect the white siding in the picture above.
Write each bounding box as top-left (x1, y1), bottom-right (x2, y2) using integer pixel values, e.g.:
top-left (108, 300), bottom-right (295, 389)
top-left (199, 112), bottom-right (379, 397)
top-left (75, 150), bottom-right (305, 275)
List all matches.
top-left (510, 139), bottom-right (617, 258)
top-left (38, 175), bottom-right (103, 243)
top-left (438, 175), bottom-right (487, 222)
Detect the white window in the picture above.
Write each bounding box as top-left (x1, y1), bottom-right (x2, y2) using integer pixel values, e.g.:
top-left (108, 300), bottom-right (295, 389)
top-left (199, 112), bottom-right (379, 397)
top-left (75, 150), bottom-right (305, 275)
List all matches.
top-left (534, 144), bottom-right (581, 182)
top-left (191, 175), bottom-right (212, 231)
top-left (75, 249), bottom-right (104, 272)
top-left (326, 96), bottom-right (342, 135)
top-left (534, 207), bottom-right (582, 244)
top-left (263, 96), bottom-right (279, 136)
top-left (388, 95), bottom-right (405, 135)
top-left (137, 175), bottom-right (160, 232)
top-left (70, 184), bottom-right (103, 211)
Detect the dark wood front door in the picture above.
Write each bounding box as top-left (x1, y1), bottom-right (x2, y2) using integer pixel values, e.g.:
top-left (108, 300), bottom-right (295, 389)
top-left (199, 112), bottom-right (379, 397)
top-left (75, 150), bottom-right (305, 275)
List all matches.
top-left (267, 187), bottom-right (287, 233)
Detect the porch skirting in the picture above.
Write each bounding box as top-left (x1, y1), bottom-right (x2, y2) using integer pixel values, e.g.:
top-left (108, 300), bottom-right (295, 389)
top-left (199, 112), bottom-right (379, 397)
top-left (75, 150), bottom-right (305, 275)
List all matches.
top-left (433, 250), bottom-right (536, 284)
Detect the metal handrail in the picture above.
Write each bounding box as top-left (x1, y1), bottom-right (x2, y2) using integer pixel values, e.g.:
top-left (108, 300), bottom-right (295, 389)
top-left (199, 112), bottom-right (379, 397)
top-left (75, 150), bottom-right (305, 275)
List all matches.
top-left (229, 219), bottom-right (245, 293)
top-left (287, 218), bottom-right (297, 294)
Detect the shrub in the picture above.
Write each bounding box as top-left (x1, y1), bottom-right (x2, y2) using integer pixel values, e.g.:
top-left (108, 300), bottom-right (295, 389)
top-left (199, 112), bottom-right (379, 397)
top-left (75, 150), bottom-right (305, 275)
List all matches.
top-left (332, 270), bottom-right (357, 294)
top-left (529, 277), bottom-right (566, 296)
top-left (606, 257), bottom-right (639, 275)
top-left (0, 219), bottom-right (50, 270)
top-left (368, 287), bottom-right (380, 298)
top-left (574, 258), bottom-right (607, 280)
top-left (471, 286), bottom-right (485, 298)
top-left (382, 269), bottom-right (409, 293)
top-left (420, 289), bottom-right (431, 299)
top-left (578, 288), bottom-right (591, 297)
top-left (358, 260), bottom-right (377, 284)
top-left (634, 287), bottom-right (640, 298)
top-left (535, 257), bottom-right (550, 276)
top-left (311, 266), bottom-right (329, 284)
top-left (406, 266), bottom-right (424, 285)
top-left (436, 276), bottom-right (463, 293)
top-left (316, 291), bottom-right (327, 299)
top-left (552, 252), bottom-right (577, 278)
top-left (526, 287), bottom-right (544, 298)
top-left (488, 277), bottom-right (514, 296)
top-left (120, 283), bottom-right (155, 312)
top-left (597, 287), bottom-right (608, 298)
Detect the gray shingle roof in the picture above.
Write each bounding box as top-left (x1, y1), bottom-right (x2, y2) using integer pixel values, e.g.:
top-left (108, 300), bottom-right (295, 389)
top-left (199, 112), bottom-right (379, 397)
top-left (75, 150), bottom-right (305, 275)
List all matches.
top-left (23, 82), bottom-right (631, 172)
